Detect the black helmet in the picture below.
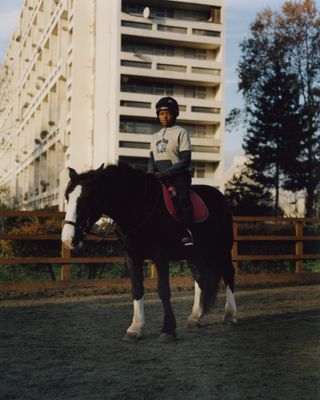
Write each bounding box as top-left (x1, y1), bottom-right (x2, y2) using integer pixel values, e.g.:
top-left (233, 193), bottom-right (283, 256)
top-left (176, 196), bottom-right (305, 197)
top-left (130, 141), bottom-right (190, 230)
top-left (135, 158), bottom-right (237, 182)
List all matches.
top-left (156, 96), bottom-right (179, 117)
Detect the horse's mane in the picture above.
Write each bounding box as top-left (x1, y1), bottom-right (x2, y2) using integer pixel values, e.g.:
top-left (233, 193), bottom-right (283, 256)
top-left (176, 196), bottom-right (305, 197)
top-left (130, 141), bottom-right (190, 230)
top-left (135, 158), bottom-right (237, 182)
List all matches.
top-left (65, 161), bottom-right (154, 203)
top-left (68, 162), bottom-right (144, 184)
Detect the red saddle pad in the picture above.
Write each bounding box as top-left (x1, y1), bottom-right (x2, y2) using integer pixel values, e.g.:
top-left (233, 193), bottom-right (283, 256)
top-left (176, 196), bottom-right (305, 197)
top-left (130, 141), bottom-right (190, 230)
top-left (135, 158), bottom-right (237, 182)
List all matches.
top-left (161, 184), bottom-right (209, 223)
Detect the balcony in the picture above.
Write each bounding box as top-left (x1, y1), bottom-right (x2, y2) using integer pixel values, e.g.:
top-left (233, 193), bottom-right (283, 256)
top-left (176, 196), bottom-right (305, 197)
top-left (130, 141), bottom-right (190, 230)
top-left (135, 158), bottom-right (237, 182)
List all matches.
top-left (120, 13), bottom-right (222, 49)
top-left (119, 92), bottom-right (223, 123)
top-left (120, 52), bottom-right (222, 85)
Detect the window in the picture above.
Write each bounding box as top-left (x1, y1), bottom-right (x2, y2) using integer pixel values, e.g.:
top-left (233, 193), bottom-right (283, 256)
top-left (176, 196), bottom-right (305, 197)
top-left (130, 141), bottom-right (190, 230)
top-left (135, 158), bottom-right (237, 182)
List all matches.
top-left (121, 80), bottom-right (173, 96)
top-left (121, 60), bottom-right (151, 69)
top-left (122, 41), bottom-right (175, 57)
top-left (122, 5), bottom-right (144, 15)
top-left (121, 21), bottom-right (152, 30)
top-left (184, 86), bottom-right (206, 99)
top-left (171, 9), bottom-right (210, 22)
top-left (184, 48), bottom-right (196, 59)
top-left (120, 101), bottom-right (151, 109)
top-left (192, 29), bottom-right (220, 38)
top-left (184, 124), bottom-right (208, 138)
top-left (192, 162), bottom-right (206, 178)
top-left (119, 141), bottom-right (150, 150)
top-left (157, 64), bottom-right (186, 73)
top-left (158, 25), bottom-right (187, 34)
top-left (120, 119), bottom-right (159, 134)
top-left (192, 145), bottom-right (220, 153)
top-left (118, 156), bottom-right (148, 172)
top-left (184, 48), bottom-right (207, 60)
top-left (211, 7), bottom-right (221, 24)
top-left (192, 106), bottom-right (220, 114)
top-left (192, 67), bottom-right (221, 76)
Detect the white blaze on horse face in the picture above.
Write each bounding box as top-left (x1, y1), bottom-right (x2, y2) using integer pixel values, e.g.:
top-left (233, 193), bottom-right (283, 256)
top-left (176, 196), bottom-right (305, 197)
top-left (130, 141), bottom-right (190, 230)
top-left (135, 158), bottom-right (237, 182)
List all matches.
top-left (127, 298), bottom-right (145, 337)
top-left (61, 185), bottom-right (82, 249)
top-left (223, 285), bottom-right (237, 324)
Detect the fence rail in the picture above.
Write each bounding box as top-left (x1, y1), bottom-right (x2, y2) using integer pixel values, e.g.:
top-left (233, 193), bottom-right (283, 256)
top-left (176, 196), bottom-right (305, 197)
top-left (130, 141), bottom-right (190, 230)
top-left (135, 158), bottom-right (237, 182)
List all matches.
top-left (231, 216), bottom-right (320, 273)
top-left (0, 211), bottom-right (319, 283)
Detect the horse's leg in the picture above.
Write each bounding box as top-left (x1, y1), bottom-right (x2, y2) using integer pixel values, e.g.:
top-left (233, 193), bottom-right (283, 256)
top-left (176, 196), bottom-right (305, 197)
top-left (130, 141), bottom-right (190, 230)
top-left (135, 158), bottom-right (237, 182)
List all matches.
top-left (222, 259), bottom-right (237, 324)
top-left (187, 280), bottom-right (203, 328)
top-left (123, 253), bottom-right (145, 341)
top-left (155, 259), bottom-right (177, 343)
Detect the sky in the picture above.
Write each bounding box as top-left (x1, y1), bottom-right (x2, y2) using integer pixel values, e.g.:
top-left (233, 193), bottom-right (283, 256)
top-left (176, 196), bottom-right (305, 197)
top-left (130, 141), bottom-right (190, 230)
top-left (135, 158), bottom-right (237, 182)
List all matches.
top-left (1, 0), bottom-right (319, 169)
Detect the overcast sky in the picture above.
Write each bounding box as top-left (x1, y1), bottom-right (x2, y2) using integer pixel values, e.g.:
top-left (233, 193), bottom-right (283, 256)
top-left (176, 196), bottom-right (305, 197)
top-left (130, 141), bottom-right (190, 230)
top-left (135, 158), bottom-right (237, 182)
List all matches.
top-left (1, 0), bottom-right (319, 168)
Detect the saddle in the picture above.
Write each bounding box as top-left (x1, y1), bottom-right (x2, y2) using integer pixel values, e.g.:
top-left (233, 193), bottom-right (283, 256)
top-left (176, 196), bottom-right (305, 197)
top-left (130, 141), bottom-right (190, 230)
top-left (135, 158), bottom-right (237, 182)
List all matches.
top-left (161, 183), bottom-right (209, 223)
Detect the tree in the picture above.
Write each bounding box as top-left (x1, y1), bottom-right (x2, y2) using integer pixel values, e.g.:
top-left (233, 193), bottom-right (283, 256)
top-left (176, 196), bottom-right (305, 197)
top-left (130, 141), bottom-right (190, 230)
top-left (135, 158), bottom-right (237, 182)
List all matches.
top-left (224, 163), bottom-right (276, 216)
top-left (237, 0), bottom-right (320, 216)
top-left (243, 65), bottom-right (302, 212)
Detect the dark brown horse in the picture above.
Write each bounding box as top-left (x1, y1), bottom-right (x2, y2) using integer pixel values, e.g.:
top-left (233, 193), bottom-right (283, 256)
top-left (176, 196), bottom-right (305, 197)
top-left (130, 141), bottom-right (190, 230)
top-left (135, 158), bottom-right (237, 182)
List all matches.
top-left (61, 163), bottom-right (237, 342)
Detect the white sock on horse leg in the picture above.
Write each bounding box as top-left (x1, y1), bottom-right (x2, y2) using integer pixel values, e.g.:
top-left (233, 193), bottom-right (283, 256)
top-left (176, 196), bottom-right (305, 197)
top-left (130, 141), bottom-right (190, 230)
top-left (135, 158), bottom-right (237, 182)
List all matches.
top-left (127, 297), bottom-right (145, 336)
top-left (224, 286), bottom-right (237, 323)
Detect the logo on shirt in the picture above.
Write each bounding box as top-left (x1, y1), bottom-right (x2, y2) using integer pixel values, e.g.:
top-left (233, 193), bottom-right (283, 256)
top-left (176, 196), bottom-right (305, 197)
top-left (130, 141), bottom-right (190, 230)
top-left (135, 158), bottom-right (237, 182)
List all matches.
top-left (156, 137), bottom-right (168, 153)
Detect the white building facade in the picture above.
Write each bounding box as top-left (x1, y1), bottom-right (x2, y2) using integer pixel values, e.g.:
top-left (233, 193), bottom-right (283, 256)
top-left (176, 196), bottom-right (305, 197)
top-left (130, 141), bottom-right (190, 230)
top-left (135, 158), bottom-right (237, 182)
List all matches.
top-left (0, 0), bottom-right (225, 210)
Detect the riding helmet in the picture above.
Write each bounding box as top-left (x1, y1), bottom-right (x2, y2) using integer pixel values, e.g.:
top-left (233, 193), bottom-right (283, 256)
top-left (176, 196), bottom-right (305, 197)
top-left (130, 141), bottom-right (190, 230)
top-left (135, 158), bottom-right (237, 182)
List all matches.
top-left (156, 96), bottom-right (179, 117)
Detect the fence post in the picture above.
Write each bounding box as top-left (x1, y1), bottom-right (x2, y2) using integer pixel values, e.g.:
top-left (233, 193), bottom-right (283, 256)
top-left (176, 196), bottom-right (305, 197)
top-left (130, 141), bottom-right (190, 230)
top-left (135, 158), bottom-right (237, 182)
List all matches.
top-left (61, 245), bottom-right (72, 280)
top-left (232, 221), bottom-right (239, 273)
top-left (150, 263), bottom-right (157, 278)
top-left (295, 221), bottom-right (303, 273)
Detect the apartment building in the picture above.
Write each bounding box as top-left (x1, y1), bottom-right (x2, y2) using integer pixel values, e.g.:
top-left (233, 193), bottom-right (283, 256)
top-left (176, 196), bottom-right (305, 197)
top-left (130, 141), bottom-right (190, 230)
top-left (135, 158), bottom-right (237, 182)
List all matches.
top-left (0, 0), bottom-right (225, 210)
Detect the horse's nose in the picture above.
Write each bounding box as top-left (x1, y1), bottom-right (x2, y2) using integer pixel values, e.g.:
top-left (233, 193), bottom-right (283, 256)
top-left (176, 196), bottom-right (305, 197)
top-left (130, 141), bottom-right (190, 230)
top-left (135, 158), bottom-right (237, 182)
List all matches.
top-left (61, 225), bottom-right (75, 250)
top-left (62, 239), bottom-right (74, 250)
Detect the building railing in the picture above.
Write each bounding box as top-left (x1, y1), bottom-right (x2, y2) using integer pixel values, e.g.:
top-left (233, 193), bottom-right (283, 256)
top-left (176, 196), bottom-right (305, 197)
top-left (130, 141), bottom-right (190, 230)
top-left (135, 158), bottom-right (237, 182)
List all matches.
top-left (0, 211), bottom-right (319, 281)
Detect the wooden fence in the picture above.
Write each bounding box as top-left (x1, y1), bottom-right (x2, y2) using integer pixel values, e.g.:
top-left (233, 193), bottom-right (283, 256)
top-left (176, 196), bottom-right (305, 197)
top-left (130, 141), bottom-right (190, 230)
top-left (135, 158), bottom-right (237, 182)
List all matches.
top-left (0, 211), bottom-right (319, 288)
top-left (232, 216), bottom-right (320, 273)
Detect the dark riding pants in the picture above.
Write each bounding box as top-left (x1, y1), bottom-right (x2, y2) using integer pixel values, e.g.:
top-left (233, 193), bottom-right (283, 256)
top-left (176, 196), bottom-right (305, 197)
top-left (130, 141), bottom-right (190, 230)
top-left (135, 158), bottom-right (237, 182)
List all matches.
top-left (168, 172), bottom-right (193, 227)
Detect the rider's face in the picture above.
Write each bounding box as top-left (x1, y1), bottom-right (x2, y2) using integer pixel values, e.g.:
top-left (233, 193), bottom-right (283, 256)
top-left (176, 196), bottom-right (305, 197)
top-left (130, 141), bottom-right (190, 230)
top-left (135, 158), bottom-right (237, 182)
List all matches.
top-left (158, 110), bottom-right (175, 128)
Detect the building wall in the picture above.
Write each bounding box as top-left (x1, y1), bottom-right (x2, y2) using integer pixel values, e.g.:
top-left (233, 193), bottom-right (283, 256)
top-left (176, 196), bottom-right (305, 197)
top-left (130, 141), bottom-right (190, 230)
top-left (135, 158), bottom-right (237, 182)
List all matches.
top-left (0, 0), bottom-right (225, 210)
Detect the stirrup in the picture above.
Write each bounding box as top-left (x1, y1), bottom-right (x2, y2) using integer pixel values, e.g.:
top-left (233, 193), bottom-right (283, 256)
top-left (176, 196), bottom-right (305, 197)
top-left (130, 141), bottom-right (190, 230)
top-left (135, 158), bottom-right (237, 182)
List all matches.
top-left (181, 229), bottom-right (193, 246)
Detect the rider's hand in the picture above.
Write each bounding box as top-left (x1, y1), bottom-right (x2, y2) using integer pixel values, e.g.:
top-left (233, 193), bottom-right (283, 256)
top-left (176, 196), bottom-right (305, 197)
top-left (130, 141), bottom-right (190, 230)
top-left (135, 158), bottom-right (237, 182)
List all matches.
top-left (154, 171), bottom-right (162, 178)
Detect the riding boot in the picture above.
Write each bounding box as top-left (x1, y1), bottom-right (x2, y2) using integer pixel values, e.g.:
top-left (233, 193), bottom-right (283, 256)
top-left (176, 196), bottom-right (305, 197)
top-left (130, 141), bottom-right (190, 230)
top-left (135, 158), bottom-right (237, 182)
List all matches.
top-left (180, 206), bottom-right (194, 246)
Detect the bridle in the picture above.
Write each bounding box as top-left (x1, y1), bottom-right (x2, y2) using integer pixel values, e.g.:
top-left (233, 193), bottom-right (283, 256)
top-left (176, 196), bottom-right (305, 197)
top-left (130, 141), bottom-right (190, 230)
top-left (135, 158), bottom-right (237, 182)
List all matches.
top-left (64, 173), bottom-right (161, 245)
top-left (64, 220), bottom-right (77, 227)
top-left (64, 218), bottom-right (115, 243)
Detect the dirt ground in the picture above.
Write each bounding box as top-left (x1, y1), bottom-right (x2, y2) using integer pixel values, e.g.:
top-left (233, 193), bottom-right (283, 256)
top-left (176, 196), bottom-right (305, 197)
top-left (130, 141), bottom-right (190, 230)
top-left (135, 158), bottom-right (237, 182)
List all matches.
top-left (0, 284), bottom-right (319, 400)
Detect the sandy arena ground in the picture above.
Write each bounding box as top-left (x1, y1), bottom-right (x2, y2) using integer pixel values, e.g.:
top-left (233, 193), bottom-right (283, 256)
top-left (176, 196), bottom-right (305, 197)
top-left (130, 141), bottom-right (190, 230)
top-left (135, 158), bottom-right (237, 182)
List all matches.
top-left (0, 284), bottom-right (319, 400)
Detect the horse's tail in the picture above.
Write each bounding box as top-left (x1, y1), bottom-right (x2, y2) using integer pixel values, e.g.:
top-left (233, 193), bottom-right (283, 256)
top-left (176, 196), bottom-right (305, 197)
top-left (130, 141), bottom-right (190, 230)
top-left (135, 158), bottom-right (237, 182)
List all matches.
top-left (201, 266), bottom-right (222, 314)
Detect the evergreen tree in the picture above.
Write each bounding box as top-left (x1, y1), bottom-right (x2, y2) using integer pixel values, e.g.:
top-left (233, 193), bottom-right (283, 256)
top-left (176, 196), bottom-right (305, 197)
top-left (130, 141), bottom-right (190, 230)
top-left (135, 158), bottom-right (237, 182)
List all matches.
top-left (243, 65), bottom-right (301, 213)
top-left (224, 164), bottom-right (275, 216)
top-left (237, 0), bottom-right (320, 216)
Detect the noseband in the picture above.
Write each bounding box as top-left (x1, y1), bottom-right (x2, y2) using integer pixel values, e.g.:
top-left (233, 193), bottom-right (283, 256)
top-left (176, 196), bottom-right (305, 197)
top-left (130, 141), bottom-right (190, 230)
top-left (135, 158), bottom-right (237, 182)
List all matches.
top-left (64, 218), bottom-right (114, 242)
top-left (64, 219), bottom-right (88, 241)
top-left (64, 220), bottom-right (77, 227)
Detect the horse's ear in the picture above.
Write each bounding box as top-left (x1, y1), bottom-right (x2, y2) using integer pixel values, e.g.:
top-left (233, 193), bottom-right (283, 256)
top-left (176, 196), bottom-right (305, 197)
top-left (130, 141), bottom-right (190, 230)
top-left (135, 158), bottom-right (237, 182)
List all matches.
top-left (69, 167), bottom-right (78, 180)
top-left (97, 163), bottom-right (104, 171)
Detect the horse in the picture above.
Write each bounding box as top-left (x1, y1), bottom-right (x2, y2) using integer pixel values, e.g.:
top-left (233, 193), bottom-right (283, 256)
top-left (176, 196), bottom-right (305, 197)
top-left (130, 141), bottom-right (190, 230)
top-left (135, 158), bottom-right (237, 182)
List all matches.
top-left (61, 163), bottom-right (237, 342)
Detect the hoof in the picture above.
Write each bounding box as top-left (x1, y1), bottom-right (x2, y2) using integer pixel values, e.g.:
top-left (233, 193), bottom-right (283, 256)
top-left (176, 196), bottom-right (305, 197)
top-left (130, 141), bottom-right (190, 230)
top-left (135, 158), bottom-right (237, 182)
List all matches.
top-left (122, 332), bottom-right (141, 342)
top-left (158, 333), bottom-right (177, 343)
top-left (222, 315), bottom-right (238, 325)
top-left (187, 318), bottom-right (201, 329)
